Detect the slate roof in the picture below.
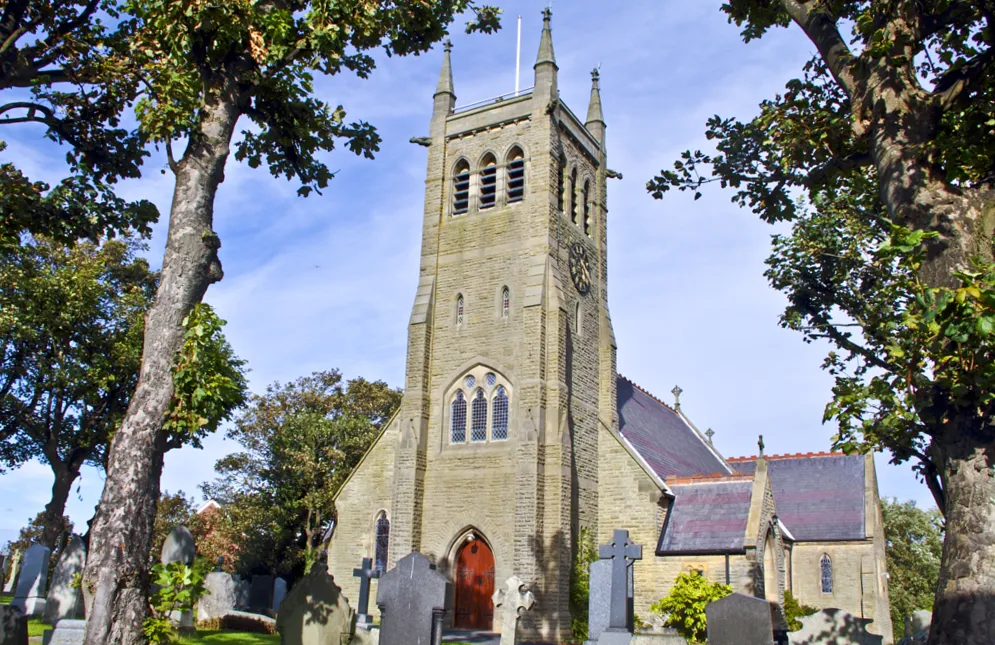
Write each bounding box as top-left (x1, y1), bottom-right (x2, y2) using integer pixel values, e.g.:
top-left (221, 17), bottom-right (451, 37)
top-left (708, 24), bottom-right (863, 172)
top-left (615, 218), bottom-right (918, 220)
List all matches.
top-left (656, 477), bottom-right (754, 554)
top-left (730, 454), bottom-right (866, 541)
top-left (616, 376), bottom-right (731, 479)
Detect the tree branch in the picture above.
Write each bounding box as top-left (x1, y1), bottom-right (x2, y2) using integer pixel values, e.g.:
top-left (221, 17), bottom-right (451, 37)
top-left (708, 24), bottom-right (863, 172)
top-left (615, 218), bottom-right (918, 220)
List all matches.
top-left (807, 309), bottom-right (896, 373)
top-left (933, 46), bottom-right (995, 110)
top-left (780, 0), bottom-right (858, 98)
top-left (802, 152), bottom-right (873, 187)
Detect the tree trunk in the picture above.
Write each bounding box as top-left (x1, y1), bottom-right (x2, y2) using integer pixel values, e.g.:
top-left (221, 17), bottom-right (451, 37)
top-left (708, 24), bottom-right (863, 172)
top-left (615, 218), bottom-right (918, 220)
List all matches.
top-left (81, 83), bottom-right (241, 645)
top-left (929, 428), bottom-right (995, 645)
top-left (39, 461), bottom-right (78, 551)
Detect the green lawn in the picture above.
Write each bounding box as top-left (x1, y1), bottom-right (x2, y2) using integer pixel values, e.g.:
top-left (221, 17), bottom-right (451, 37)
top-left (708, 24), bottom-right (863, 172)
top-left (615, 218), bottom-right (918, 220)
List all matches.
top-left (176, 630), bottom-right (279, 645)
top-left (0, 594), bottom-right (11, 604)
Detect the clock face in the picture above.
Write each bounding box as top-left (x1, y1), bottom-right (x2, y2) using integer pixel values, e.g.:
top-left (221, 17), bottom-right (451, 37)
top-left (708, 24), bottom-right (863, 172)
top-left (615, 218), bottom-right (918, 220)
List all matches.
top-left (569, 242), bottom-right (591, 296)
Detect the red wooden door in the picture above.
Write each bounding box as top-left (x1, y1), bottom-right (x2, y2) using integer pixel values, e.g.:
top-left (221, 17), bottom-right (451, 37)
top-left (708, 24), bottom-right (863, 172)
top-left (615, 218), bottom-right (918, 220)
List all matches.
top-left (454, 539), bottom-right (495, 630)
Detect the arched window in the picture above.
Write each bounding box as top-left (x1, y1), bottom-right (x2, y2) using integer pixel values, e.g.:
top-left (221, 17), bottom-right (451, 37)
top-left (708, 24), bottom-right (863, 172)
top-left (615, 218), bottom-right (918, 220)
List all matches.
top-left (501, 287), bottom-right (510, 319)
top-left (557, 155), bottom-right (566, 212)
top-left (451, 391), bottom-right (467, 443)
top-left (492, 386), bottom-right (509, 440)
top-left (471, 388), bottom-right (488, 442)
top-left (374, 512), bottom-right (390, 573)
top-left (570, 168), bottom-right (579, 224)
top-left (453, 160), bottom-right (470, 215)
top-left (583, 180), bottom-right (591, 236)
top-left (456, 294), bottom-right (464, 328)
top-left (575, 301), bottom-right (582, 335)
top-left (820, 554), bottom-right (833, 593)
top-left (507, 147), bottom-right (525, 203)
top-left (480, 154), bottom-right (497, 209)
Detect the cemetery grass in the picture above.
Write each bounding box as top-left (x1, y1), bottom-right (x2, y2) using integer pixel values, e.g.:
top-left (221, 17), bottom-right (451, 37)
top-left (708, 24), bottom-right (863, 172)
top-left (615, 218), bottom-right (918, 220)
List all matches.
top-left (176, 630), bottom-right (280, 645)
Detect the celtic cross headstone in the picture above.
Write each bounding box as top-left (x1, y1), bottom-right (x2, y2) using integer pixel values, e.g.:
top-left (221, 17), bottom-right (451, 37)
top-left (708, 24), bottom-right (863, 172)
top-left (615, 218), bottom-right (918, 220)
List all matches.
top-left (597, 529), bottom-right (641, 645)
top-left (353, 557), bottom-right (381, 628)
top-left (492, 575), bottom-right (535, 645)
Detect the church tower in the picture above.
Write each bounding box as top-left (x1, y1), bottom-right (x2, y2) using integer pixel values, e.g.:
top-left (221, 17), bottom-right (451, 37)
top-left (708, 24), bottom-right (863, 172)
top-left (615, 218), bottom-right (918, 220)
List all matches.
top-left (329, 12), bottom-right (615, 643)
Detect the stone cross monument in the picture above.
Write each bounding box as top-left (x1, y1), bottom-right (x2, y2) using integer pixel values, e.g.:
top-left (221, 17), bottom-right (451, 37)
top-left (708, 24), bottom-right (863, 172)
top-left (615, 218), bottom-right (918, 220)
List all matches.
top-left (492, 576), bottom-right (535, 645)
top-left (597, 529), bottom-right (642, 645)
top-left (353, 556), bottom-right (380, 629)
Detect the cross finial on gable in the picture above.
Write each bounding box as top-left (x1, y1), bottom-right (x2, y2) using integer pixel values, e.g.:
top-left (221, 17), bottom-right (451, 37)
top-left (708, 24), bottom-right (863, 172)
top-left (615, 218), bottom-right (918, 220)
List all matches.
top-left (758, 434), bottom-right (765, 457)
top-left (671, 385), bottom-right (683, 409)
top-left (705, 428), bottom-right (715, 446)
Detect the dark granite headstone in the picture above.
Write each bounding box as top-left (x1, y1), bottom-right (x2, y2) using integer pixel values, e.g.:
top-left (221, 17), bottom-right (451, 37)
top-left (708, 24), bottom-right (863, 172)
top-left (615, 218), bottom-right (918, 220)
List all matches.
top-left (11, 544), bottom-right (51, 617)
top-left (43, 537), bottom-right (86, 624)
top-left (0, 554), bottom-right (6, 590)
top-left (0, 605), bottom-right (28, 645)
top-left (597, 529), bottom-right (642, 645)
top-left (249, 575), bottom-right (274, 611)
top-left (706, 593), bottom-right (774, 645)
top-left (159, 526), bottom-right (195, 566)
top-left (376, 552), bottom-right (450, 645)
top-left (353, 557), bottom-right (380, 628)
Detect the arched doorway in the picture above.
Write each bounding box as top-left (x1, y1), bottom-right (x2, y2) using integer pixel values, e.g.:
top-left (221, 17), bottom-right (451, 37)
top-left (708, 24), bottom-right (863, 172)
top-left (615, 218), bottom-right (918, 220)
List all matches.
top-left (454, 537), bottom-right (495, 630)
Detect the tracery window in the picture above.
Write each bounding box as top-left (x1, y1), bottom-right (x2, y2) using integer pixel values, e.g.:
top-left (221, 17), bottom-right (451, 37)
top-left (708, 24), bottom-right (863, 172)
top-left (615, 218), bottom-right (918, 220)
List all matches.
top-left (507, 147), bottom-right (525, 203)
top-left (480, 154), bottom-right (497, 209)
top-left (583, 180), bottom-right (591, 236)
top-left (492, 386), bottom-right (509, 440)
top-left (501, 287), bottom-right (510, 319)
top-left (820, 554), bottom-right (833, 593)
top-left (453, 160), bottom-right (470, 215)
top-left (570, 168), bottom-right (579, 224)
top-left (456, 294), bottom-right (465, 328)
top-left (374, 512), bottom-right (390, 573)
top-left (471, 388), bottom-right (488, 442)
top-left (451, 391), bottom-right (467, 443)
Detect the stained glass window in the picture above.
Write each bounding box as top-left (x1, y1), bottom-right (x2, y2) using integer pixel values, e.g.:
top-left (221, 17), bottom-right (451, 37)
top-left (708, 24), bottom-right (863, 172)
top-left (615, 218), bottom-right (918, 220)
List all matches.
top-left (820, 554), bottom-right (833, 593)
top-left (501, 288), bottom-right (510, 319)
top-left (453, 161), bottom-right (470, 215)
top-left (480, 155), bottom-right (497, 209)
top-left (456, 295), bottom-right (464, 327)
top-left (375, 512), bottom-right (390, 573)
top-left (507, 148), bottom-right (525, 203)
top-left (486, 372), bottom-right (497, 387)
top-left (465, 375), bottom-right (476, 388)
top-left (471, 388), bottom-right (487, 442)
top-left (492, 386), bottom-right (509, 440)
top-left (451, 391), bottom-right (467, 443)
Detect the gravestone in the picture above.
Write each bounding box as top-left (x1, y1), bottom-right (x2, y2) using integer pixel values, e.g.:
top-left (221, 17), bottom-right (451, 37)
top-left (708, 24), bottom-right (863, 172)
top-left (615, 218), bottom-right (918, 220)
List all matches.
top-left (629, 634), bottom-right (687, 645)
top-left (41, 619), bottom-right (86, 645)
top-left (908, 610), bottom-right (931, 636)
top-left (272, 577), bottom-right (287, 613)
top-left (492, 576), bottom-right (534, 645)
top-left (597, 529), bottom-right (642, 645)
top-left (11, 544), bottom-right (51, 617)
top-left (249, 574), bottom-right (275, 612)
top-left (0, 554), bottom-right (5, 590)
top-left (197, 573), bottom-right (237, 622)
top-left (235, 577), bottom-right (250, 610)
top-left (275, 564), bottom-right (353, 645)
top-left (160, 526), bottom-right (195, 565)
top-left (3, 551), bottom-right (21, 594)
top-left (376, 552), bottom-right (449, 645)
top-left (42, 537), bottom-right (86, 624)
top-left (352, 557), bottom-right (380, 629)
top-left (587, 559), bottom-right (636, 645)
top-left (706, 593), bottom-right (774, 645)
top-left (0, 605), bottom-right (27, 645)
top-left (788, 608), bottom-right (882, 645)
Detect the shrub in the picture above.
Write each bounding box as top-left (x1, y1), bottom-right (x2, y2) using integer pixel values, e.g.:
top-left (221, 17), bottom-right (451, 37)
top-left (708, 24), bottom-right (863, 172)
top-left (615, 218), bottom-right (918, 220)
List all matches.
top-left (144, 562), bottom-right (208, 645)
top-left (783, 589), bottom-right (818, 631)
top-left (649, 572), bottom-right (732, 644)
top-left (570, 527), bottom-right (599, 643)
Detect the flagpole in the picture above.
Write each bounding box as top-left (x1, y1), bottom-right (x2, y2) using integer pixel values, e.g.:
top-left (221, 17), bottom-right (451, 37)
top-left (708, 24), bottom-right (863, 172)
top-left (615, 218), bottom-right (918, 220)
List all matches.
top-left (515, 15), bottom-right (522, 96)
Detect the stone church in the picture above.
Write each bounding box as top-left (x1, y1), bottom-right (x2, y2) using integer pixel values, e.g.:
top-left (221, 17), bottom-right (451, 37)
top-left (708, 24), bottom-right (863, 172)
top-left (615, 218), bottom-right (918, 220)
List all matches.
top-left (328, 12), bottom-right (893, 643)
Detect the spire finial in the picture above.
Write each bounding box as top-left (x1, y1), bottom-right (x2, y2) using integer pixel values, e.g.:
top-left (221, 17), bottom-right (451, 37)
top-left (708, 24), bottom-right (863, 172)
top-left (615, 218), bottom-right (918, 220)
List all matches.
top-left (435, 38), bottom-right (455, 99)
top-left (671, 385), bottom-right (683, 410)
top-left (586, 66), bottom-right (605, 128)
top-left (542, 6), bottom-right (552, 23)
top-left (534, 7), bottom-right (557, 69)
top-left (444, 38), bottom-right (452, 53)
top-left (758, 434), bottom-right (765, 457)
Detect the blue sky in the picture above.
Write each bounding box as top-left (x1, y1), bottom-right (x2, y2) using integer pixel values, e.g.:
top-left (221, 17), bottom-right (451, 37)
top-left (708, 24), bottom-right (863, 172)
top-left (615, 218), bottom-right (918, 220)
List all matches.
top-left (0, 1), bottom-right (934, 549)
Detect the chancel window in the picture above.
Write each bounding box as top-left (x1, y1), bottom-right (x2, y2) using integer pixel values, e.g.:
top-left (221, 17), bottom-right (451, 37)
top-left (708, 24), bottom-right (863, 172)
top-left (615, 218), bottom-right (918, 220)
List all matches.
top-left (507, 148), bottom-right (525, 203)
top-left (456, 295), bottom-right (464, 328)
top-left (453, 160), bottom-right (470, 215)
top-left (570, 168), bottom-right (579, 224)
top-left (480, 154), bottom-right (497, 209)
top-left (374, 512), bottom-right (390, 573)
top-left (471, 388), bottom-right (488, 442)
top-left (583, 180), bottom-right (591, 236)
top-left (492, 386), bottom-right (509, 440)
top-left (501, 287), bottom-right (510, 319)
top-left (820, 554), bottom-right (833, 593)
top-left (451, 391), bottom-right (467, 443)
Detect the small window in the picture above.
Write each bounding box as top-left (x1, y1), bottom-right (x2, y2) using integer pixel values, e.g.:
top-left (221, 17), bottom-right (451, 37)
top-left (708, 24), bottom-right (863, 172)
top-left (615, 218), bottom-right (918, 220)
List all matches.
top-left (575, 301), bottom-right (582, 335)
top-left (570, 168), bottom-right (579, 224)
top-left (456, 295), bottom-right (464, 328)
top-left (507, 148), bottom-right (525, 203)
top-left (820, 554), bottom-right (833, 593)
top-left (492, 386), bottom-right (509, 440)
top-left (501, 287), bottom-right (510, 319)
top-left (453, 160), bottom-right (470, 215)
top-left (480, 154), bottom-right (497, 209)
top-left (451, 391), bottom-right (467, 443)
top-left (485, 372), bottom-right (497, 387)
top-left (583, 180), bottom-right (591, 236)
top-left (471, 388), bottom-right (487, 442)
top-left (557, 155), bottom-right (566, 212)
top-left (374, 512), bottom-right (390, 573)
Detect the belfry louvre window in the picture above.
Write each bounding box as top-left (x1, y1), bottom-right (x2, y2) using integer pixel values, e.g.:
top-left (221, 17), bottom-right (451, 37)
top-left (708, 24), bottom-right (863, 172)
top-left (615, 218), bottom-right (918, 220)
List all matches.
top-left (451, 391), bottom-right (467, 443)
top-left (480, 155), bottom-right (498, 209)
top-left (557, 156), bottom-right (566, 212)
top-left (374, 512), bottom-right (390, 573)
top-left (453, 160), bottom-right (470, 215)
top-left (583, 180), bottom-right (592, 236)
top-left (570, 168), bottom-right (579, 224)
top-left (507, 148), bottom-right (525, 203)
top-left (820, 554), bottom-right (833, 593)
top-left (492, 386), bottom-right (509, 440)
top-left (471, 388), bottom-right (488, 442)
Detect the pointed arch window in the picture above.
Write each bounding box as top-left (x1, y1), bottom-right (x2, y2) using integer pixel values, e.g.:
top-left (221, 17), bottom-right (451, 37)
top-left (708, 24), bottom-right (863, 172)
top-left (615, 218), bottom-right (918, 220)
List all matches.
top-left (507, 147), bottom-right (525, 203)
top-left (451, 391), bottom-right (467, 443)
top-left (492, 386), bottom-right (509, 440)
top-left (374, 512), bottom-right (390, 573)
top-left (501, 287), bottom-right (510, 319)
top-left (583, 180), bottom-right (592, 236)
top-left (456, 294), bottom-right (464, 328)
top-left (820, 554), bottom-right (833, 593)
top-left (480, 154), bottom-right (498, 209)
top-left (471, 388), bottom-right (488, 442)
top-left (570, 168), bottom-right (579, 224)
top-left (453, 160), bottom-right (470, 215)
top-left (575, 301), bottom-right (582, 335)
